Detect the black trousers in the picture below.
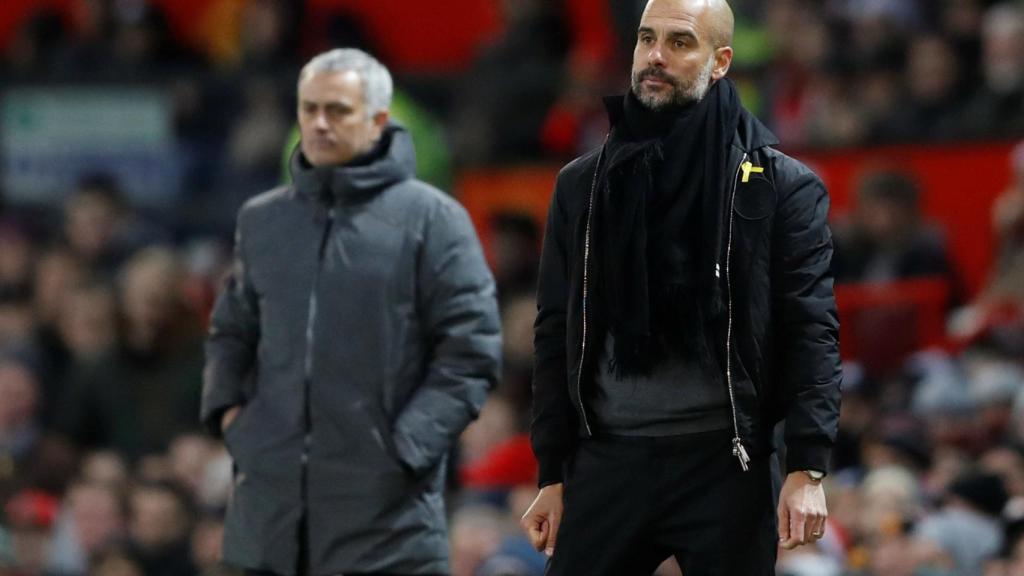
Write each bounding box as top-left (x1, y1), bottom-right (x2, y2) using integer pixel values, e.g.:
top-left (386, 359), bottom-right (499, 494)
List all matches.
top-left (546, 429), bottom-right (778, 576)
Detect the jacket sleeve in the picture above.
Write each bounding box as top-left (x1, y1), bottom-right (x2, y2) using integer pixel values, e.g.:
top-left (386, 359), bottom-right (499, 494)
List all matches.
top-left (391, 199), bottom-right (502, 478)
top-left (531, 172), bottom-right (578, 487)
top-left (201, 211), bottom-right (259, 437)
top-left (770, 159), bottom-right (842, 475)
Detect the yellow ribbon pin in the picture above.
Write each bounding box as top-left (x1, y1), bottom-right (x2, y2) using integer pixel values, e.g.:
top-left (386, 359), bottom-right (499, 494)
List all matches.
top-left (741, 161), bottom-right (764, 183)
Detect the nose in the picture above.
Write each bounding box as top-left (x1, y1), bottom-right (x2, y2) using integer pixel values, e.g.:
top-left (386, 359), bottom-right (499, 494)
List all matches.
top-left (648, 44), bottom-right (666, 68)
top-left (313, 112), bottom-right (330, 132)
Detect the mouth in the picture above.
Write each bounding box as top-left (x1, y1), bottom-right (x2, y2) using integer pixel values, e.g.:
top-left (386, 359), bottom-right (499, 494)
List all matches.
top-left (638, 70), bottom-right (676, 91)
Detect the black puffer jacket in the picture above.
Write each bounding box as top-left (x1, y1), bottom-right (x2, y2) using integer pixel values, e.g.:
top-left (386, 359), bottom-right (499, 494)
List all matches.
top-left (202, 124), bottom-right (501, 575)
top-left (531, 105), bottom-right (841, 487)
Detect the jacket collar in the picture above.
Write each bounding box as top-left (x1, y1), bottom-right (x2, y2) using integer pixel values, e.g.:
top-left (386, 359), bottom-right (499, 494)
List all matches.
top-left (290, 122), bottom-right (416, 205)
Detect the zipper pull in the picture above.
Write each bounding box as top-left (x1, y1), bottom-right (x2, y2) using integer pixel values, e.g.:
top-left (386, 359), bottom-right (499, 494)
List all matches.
top-left (732, 437), bottom-right (750, 471)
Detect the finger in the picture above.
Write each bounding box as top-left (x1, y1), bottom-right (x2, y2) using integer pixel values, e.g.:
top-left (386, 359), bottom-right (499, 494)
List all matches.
top-left (783, 508), bottom-right (806, 550)
top-left (777, 505), bottom-right (790, 545)
top-left (814, 512), bottom-right (828, 539)
top-left (813, 516), bottom-right (827, 540)
top-left (546, 512), bottom-right (562, 557)
top-left (525, 517), bottom-right (547, 551)
top-left (803, 511), bottom-right (818, 544)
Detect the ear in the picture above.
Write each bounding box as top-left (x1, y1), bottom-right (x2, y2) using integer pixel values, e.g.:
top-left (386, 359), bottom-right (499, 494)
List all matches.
top-left (372, 110), bottom-right (390, 132)
top-left (712, 46), bottom-right (733, 81)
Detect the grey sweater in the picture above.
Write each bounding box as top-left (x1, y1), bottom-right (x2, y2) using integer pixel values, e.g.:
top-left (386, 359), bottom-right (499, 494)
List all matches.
top-left (589, 334), bottom-right (730, 436)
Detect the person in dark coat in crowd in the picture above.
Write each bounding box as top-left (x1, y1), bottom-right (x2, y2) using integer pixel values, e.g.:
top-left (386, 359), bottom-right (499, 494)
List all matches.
top-left (521, 0), bottom-right (842, 574)
top-left (832, 168), bottom-right (962, 300)
top-left (201, 48), bottom-right (501, 576)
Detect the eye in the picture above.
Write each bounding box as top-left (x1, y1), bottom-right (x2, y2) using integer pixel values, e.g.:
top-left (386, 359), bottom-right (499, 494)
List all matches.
top-left (325, 104), bottom-right (349, 118)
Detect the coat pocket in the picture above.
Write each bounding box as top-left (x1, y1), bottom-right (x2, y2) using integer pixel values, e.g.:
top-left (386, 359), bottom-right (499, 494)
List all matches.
top-left (733, 174), bottom-right (776, 221)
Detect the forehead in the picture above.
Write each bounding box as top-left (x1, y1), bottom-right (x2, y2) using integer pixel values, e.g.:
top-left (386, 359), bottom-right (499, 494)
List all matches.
top-left (298, 69), bottom-right (363, 103)
top-left (640, 0), bottom-right (710, 36)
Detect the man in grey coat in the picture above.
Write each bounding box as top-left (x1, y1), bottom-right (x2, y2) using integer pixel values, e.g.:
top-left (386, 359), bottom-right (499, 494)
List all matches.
top-left (201, 48), bottom-right (502, 576)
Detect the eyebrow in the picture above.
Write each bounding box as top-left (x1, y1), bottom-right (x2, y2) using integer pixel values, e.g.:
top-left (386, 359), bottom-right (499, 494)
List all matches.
top-left (668, 30), bottom-right (699, 42)
top-left (637, 26), bottom-right (700, 42)
top-left (301, 99), bottom-right (354, 111)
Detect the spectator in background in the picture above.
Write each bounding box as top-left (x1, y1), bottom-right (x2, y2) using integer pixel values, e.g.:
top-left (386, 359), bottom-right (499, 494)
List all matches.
top-left (0, 285), bottom-right (35, 351)
top-left (449, 505), bottom-right (507, 576)
top-left (62, 175), bottom-right (165, 279)
top-left (105, 4), bottom-right (196, 77)
top-left (46, 479), bottom-right (128, 576)
top-left (0, 9), bottom-right (70, 81)
top-left (88, 549), bottom-right (143, 576)
top-left (843, 0), bottom-right (921, 72)
top-left (497, 293), bottom-right (538, 417)
top-left (78, 453), bottom-right (129, 496)
top-left (55, 282), bottom-right (117, 367)
top-left (963, 3), bottom-right (1024, 138)
top-left (950, 140), bottom-right (1024, 358)
top-left (126, 482), bottom-right (196, 576)
top-left (32, 249), bottom-right (87, 427)
top-left (56, 248), bottom-right (203, 461)
top-left (940, 0), bottom-right (985, 92)
top-left (883, 33), bottom-right (965, 142)
top-left (50, 0), bottom-right (112, 79)
top-left (189, 510), bottom-right (231, 576)
top-left (988, 141), bottom-right (1024, 306)
top-left (915, 471), bottom-right (1009, 575)
top-left (234, 0), bottom-right (299, 73)
top-left (4, 489), bottom-right (58, 576)
top-left (490, 212), bottom-right (541, 301)
top-left (0, 221), bottom-right (34, 291)
top-left (0, 354), bottom-right (42, 499)
top-left (33, 248), bottom-right (86, 338)
top-left (452, 0), bottom-right (570, 165)
top-left (833, 168), bottom-right (959, 292)
top-left (197, 76), bottom-right (291, 235)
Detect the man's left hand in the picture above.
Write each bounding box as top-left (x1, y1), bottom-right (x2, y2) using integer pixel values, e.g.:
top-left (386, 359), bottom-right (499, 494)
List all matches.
top-left (777, 471), bottom-right (827, 550)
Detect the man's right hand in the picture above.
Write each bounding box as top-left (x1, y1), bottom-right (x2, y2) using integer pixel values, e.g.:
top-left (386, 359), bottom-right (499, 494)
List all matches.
top-left (520, 483), bottom-right (563, 557)
top-left (221, 406), bottom-right (242, 434)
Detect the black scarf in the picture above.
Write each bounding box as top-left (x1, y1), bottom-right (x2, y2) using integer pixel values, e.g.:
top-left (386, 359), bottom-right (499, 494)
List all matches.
top-left (592, 78), bottom-right (742, 377)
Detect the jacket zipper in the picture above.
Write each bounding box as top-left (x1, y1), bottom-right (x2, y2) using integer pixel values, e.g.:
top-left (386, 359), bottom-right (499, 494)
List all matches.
top-left (725, 153), bottom-right (751, 471)
top-left (575, 144), bottom-right (750, 471)
top-left (299, 206), bottom-right (335, 558)
top-left (575, 146), bottom-right (606, 437)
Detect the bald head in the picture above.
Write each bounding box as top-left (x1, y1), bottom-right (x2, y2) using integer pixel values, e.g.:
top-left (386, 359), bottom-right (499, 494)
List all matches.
top-left (631, 0), bottom-right (735, 109)
top-left (641, 0), bottom-right (735, 49)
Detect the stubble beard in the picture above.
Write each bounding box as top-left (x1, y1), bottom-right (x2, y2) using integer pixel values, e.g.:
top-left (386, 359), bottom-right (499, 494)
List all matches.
top-left (631, 53), bottom-right (717, 111)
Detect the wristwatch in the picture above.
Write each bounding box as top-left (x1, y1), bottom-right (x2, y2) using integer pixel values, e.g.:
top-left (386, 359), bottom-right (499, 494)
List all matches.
top-left (803, 469), bottom-right (825, 483)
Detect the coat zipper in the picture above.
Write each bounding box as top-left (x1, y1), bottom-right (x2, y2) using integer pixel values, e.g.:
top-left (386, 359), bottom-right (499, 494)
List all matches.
top-left (575, 146), bottom-right (606, 437)
top-left (725, 153), bottom-right (751, 471)
top-left (298, 206), bottom-right (335, 559)
top-left (575, 144), bottom-right (750, 471)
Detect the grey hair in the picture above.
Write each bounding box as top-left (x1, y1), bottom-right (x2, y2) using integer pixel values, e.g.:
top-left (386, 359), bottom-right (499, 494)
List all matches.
top-left (299, 48), bottom-right (393, 118)
top-left (983, 3), bottom-right (1024, 37)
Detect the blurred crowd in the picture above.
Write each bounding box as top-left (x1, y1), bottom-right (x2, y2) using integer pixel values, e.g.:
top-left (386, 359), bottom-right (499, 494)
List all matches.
top-left (1, 0), bottom-right (1024, 575)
